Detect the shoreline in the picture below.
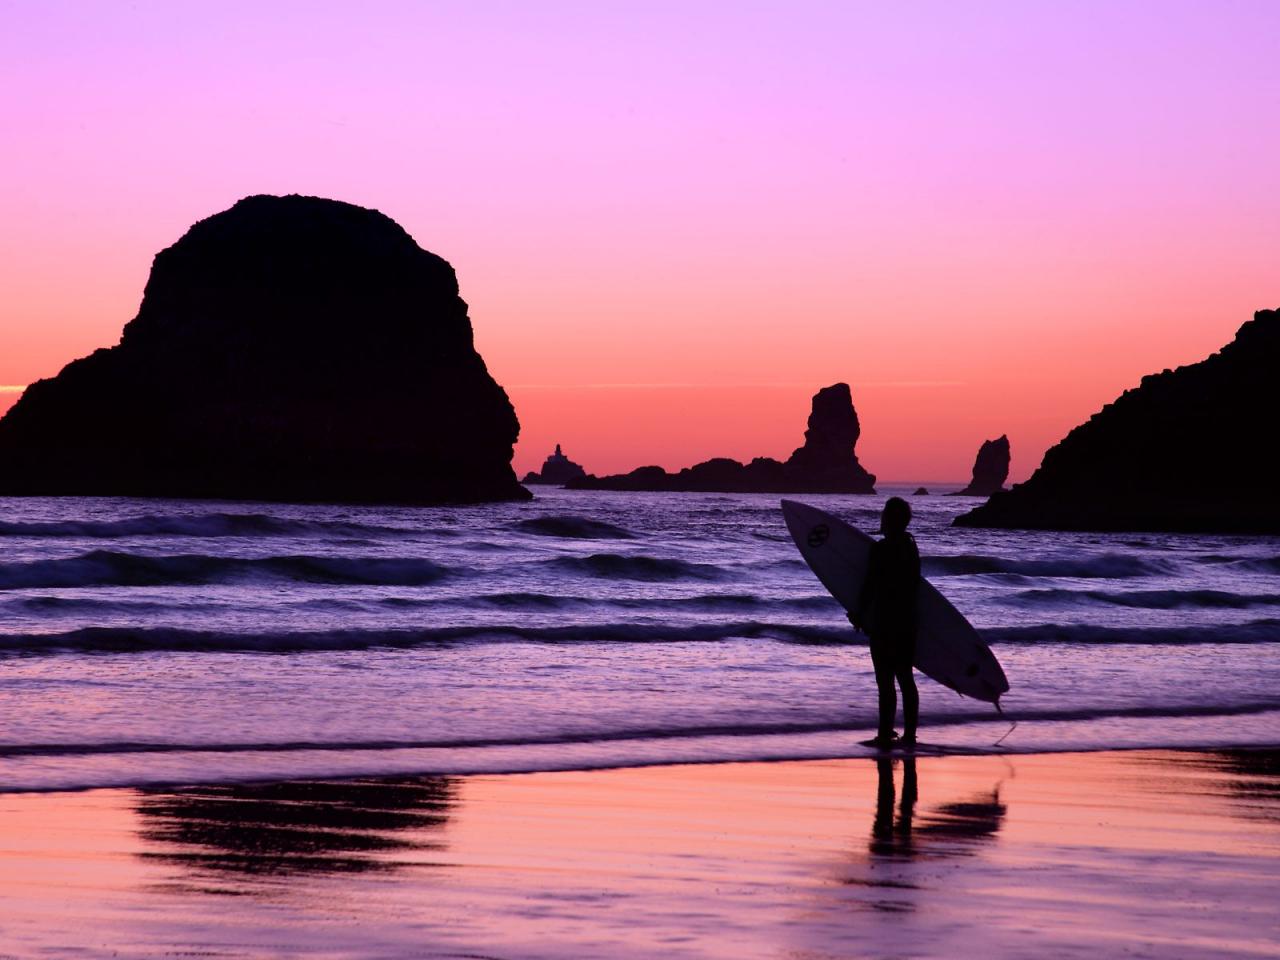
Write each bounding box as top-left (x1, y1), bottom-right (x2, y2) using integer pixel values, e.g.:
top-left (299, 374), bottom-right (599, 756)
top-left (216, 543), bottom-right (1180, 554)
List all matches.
top-left (4, 733), bottom-right (1280, 797)
top-left (2, 748), bottom-right (1278, 958)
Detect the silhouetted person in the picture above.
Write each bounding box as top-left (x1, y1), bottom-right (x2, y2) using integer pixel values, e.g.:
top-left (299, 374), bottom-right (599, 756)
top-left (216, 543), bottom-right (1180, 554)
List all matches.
top-left (852, 497), bottom-right (920, 748)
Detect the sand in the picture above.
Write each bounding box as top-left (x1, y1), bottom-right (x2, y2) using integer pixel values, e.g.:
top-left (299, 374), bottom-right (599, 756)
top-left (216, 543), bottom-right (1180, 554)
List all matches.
top-left (0, 749), bottom-right (1278, 959)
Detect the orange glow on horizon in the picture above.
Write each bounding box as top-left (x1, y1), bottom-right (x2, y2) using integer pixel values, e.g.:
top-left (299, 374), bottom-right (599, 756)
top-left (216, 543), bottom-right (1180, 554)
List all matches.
top-left (2, 3), bottom-right (1276, 485)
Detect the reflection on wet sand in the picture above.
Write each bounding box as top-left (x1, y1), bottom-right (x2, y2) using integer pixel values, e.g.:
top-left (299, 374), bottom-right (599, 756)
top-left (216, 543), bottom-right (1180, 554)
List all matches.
top-left (1204, 749), bottom-right (1280, 821)
top-left (3, 754), bottom-right (1277, 957)
top-left (847, 756), bottom-right (1008, 915)
top-left (869, 755), bottom-right (1006, 860)
top-left (136, 777), bottom-right (455, 880)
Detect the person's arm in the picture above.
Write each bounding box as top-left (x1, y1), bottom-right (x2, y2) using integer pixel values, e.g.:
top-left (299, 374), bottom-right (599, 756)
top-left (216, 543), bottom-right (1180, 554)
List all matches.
top-left (852, 542), bottom-right (881, 631)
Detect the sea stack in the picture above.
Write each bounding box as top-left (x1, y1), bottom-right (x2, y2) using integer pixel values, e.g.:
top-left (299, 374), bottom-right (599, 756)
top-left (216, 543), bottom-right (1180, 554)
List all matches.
top-left (522, 444), bottom-right (588, 485)
top-left (0, 195), bottom-right (529, 503)
top-left (956, 309), bottom-right (1280, 532)
top-left (568, 383), bottom-right (876, 493)
top-left (952, 435), bottom-right (1010, 496)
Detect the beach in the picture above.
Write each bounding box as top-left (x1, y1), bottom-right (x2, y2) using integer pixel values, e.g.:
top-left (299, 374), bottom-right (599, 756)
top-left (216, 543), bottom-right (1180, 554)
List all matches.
top-left (2, 748), bottom-right (1278, 959)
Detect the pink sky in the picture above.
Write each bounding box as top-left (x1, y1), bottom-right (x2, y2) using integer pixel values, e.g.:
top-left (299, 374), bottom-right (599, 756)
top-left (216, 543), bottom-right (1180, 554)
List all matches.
top-left (2, 1), bottom-right (1277, 482)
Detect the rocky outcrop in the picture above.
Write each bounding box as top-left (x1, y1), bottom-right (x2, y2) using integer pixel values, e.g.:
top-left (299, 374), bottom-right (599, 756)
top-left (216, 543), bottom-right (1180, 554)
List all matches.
top-left (568, 383), bottom-right (876, 493)
top-left (0, 194), bottom-right (528, 503)
top-left (952, 435), bottom-right (1010, 496)
top-left (914, 487), bottom-right (930, 496)
top-left (522, 444), bottom-right (587, 485)
top-left (956, 309), bottom-right (1280, 532)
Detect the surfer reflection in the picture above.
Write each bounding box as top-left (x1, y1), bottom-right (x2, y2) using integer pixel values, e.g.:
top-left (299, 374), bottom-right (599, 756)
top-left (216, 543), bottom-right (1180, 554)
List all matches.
top-left (868, 757), bottom-right (1008, 861)
top-left (870, 756), bottom-right (917, 858)
top-left (852, 496), bottom-right (920, 748)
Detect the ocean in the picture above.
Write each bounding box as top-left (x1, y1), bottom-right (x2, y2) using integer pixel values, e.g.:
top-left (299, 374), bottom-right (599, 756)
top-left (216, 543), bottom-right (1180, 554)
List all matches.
top-left (1, 486), bottom-right (1278, 792)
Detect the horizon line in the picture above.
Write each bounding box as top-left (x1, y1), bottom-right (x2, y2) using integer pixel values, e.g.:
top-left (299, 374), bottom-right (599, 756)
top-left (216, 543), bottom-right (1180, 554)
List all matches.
top-left (507, 381), bottom-right (967, 390)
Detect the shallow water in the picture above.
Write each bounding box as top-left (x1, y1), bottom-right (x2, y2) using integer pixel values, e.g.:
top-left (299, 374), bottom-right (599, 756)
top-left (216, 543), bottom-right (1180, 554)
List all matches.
top-left (1, 487), bottom-right (1278, 791)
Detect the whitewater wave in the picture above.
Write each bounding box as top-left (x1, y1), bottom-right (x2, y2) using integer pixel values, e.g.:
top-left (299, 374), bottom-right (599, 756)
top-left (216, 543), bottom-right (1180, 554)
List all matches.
top-left (3, 701), bottom-right (1277, 761)
top-left (984, 620), bottom-right (1280, 646)
top-left (0, 512), bottom-right (419, 539)
top-left (0, 550), bottom-right (453, 590)
top-left (4, 618), bottom-right (1278, 656)
top-left (925, 553), bottom-right (1175, 579)
top-left (510, 515), bottom-right (636, 540)
top-left (0, 622), bottom-right (851, 655)
top-left (549, 553), bottom-right (724, 581)
top-left (1008, 588), bottom-right (1280, 610)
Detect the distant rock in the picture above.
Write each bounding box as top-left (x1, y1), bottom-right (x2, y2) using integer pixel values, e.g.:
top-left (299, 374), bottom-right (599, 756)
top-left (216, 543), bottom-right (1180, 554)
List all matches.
top-left (956, 309), bottom-right (1280, 532)
top-left (914, 487), bottom-right (930, 496)
top-left (951, 436), bottom-right (1010, 496)
top-left (0, 194), bottom-right (529, 503)
top-left (568, 383), bottom-right (876, 493)
top-left (522, 443), bottom-right (587, 485)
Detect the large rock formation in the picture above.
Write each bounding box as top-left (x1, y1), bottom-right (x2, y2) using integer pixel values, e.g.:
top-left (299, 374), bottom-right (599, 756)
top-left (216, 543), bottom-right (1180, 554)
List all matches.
top-left (956, 309), bottom-right (1280, 532)
top-left (0, 195), bottom-right (529, 503)
top-left (568, 383), bottom-right (876, 493)
top-left (952, 435), bottom-right (1010, 496)
top-left (522, 443), bottom-right (587, 485)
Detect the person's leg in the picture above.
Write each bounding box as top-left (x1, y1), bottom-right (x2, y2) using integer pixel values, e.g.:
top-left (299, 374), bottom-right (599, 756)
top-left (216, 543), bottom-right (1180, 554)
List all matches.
top-left (869, 640), bottom-right (897, 739)
top-left (896, 653), bottom-right (919, 741)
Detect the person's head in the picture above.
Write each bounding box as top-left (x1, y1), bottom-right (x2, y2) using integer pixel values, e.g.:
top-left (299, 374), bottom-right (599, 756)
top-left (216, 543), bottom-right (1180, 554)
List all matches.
top-left (879, 496), bottom-right (911, 535)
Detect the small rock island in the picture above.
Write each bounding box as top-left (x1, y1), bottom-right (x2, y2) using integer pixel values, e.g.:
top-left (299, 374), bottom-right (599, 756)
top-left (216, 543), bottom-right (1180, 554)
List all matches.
top-left (951, 435), bottom-right (1010, 496)
top-left (568, 383), bottom-right (876, 493)
top-left (0, 194), bottom-right (529, 503)
top-left (522, 444), bottom-right (588, 485)
top-left (956, 308), bottom-right (1280, 532)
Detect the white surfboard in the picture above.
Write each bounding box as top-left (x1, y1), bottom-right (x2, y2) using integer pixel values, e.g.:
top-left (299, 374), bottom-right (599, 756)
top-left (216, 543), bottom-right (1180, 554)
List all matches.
top-left (781, 499), bottom-right (1009, 706)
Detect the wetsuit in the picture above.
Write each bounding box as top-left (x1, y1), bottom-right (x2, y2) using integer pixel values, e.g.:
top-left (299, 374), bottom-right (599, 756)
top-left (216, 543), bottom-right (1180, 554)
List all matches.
top-left (856, 532), bottom-right (920, 740)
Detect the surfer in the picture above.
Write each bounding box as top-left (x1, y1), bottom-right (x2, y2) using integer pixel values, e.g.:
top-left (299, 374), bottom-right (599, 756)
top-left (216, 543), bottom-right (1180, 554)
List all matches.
top-left (851, 497), bottom-right (920, 748)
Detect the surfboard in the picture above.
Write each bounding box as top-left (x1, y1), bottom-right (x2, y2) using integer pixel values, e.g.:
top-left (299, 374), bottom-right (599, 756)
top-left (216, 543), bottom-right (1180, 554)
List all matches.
top-left (781, 499), bottom-right (1009, 705)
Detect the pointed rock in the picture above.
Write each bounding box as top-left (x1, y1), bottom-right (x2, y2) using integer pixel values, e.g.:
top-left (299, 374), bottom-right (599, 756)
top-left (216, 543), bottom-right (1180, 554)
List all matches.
top-left (568, 383), bottom-right (876, 493)
top-left (953, 435), bottom-right (1010, 496)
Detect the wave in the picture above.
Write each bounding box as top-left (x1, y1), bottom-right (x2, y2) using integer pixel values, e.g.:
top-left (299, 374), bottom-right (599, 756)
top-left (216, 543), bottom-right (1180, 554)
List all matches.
top-left (1008, 588), bottom-right (1280, 610)
top-left (3, 702), bottom-right (1277, 762)
top-left (1223, 556), bottom-right (1280, 575)
top-left (924, 553), bottom-right (1174, 579)
top-left (549, 553), bottom-right (724, 581)
top-left (0, 621), bottom-right (852, 655)
top-left (984, 620), bottom-right (1280, 646)
top-left (0, 512), bottom-right (417, 540)
top-left (0, 550), bottom-right (453, 590)
top-left (5, 618), bottom-right (1279, 656)
top-left (510, 515), bottom-right (636, 539)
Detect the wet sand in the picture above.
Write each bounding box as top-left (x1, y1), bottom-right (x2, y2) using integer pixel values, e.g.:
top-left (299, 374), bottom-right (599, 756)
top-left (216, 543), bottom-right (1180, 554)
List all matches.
top-left (1, 750), bottom-right (1278, 959)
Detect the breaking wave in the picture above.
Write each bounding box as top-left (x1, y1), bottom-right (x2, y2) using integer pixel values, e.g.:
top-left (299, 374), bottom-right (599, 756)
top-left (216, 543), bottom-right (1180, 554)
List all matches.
top-left (549, 553), bottom-right (724, 581)
top-left (1008, 588), bottom-right (1280, 610)
top-left (0, 622), bottom-right (850, 655)
top-left (0, 551), bottom-right (453, 590)
top-left (0, 512), bottom-right (418, 539)
top-left (510, 515), bottom-right (636, 539)
top-left (983, 620), bottom-right (1280, 646)
top-left (925, 553), bottom-right (1175, 579)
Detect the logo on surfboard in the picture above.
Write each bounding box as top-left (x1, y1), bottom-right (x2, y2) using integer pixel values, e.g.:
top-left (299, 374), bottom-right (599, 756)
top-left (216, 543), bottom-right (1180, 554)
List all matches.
top-left (807, 524), bottom-right (829, 548)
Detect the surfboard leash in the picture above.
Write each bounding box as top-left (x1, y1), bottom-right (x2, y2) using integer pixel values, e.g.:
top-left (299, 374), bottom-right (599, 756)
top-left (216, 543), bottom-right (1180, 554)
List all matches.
top-left (992, 698), bottom-right (1017, 747)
